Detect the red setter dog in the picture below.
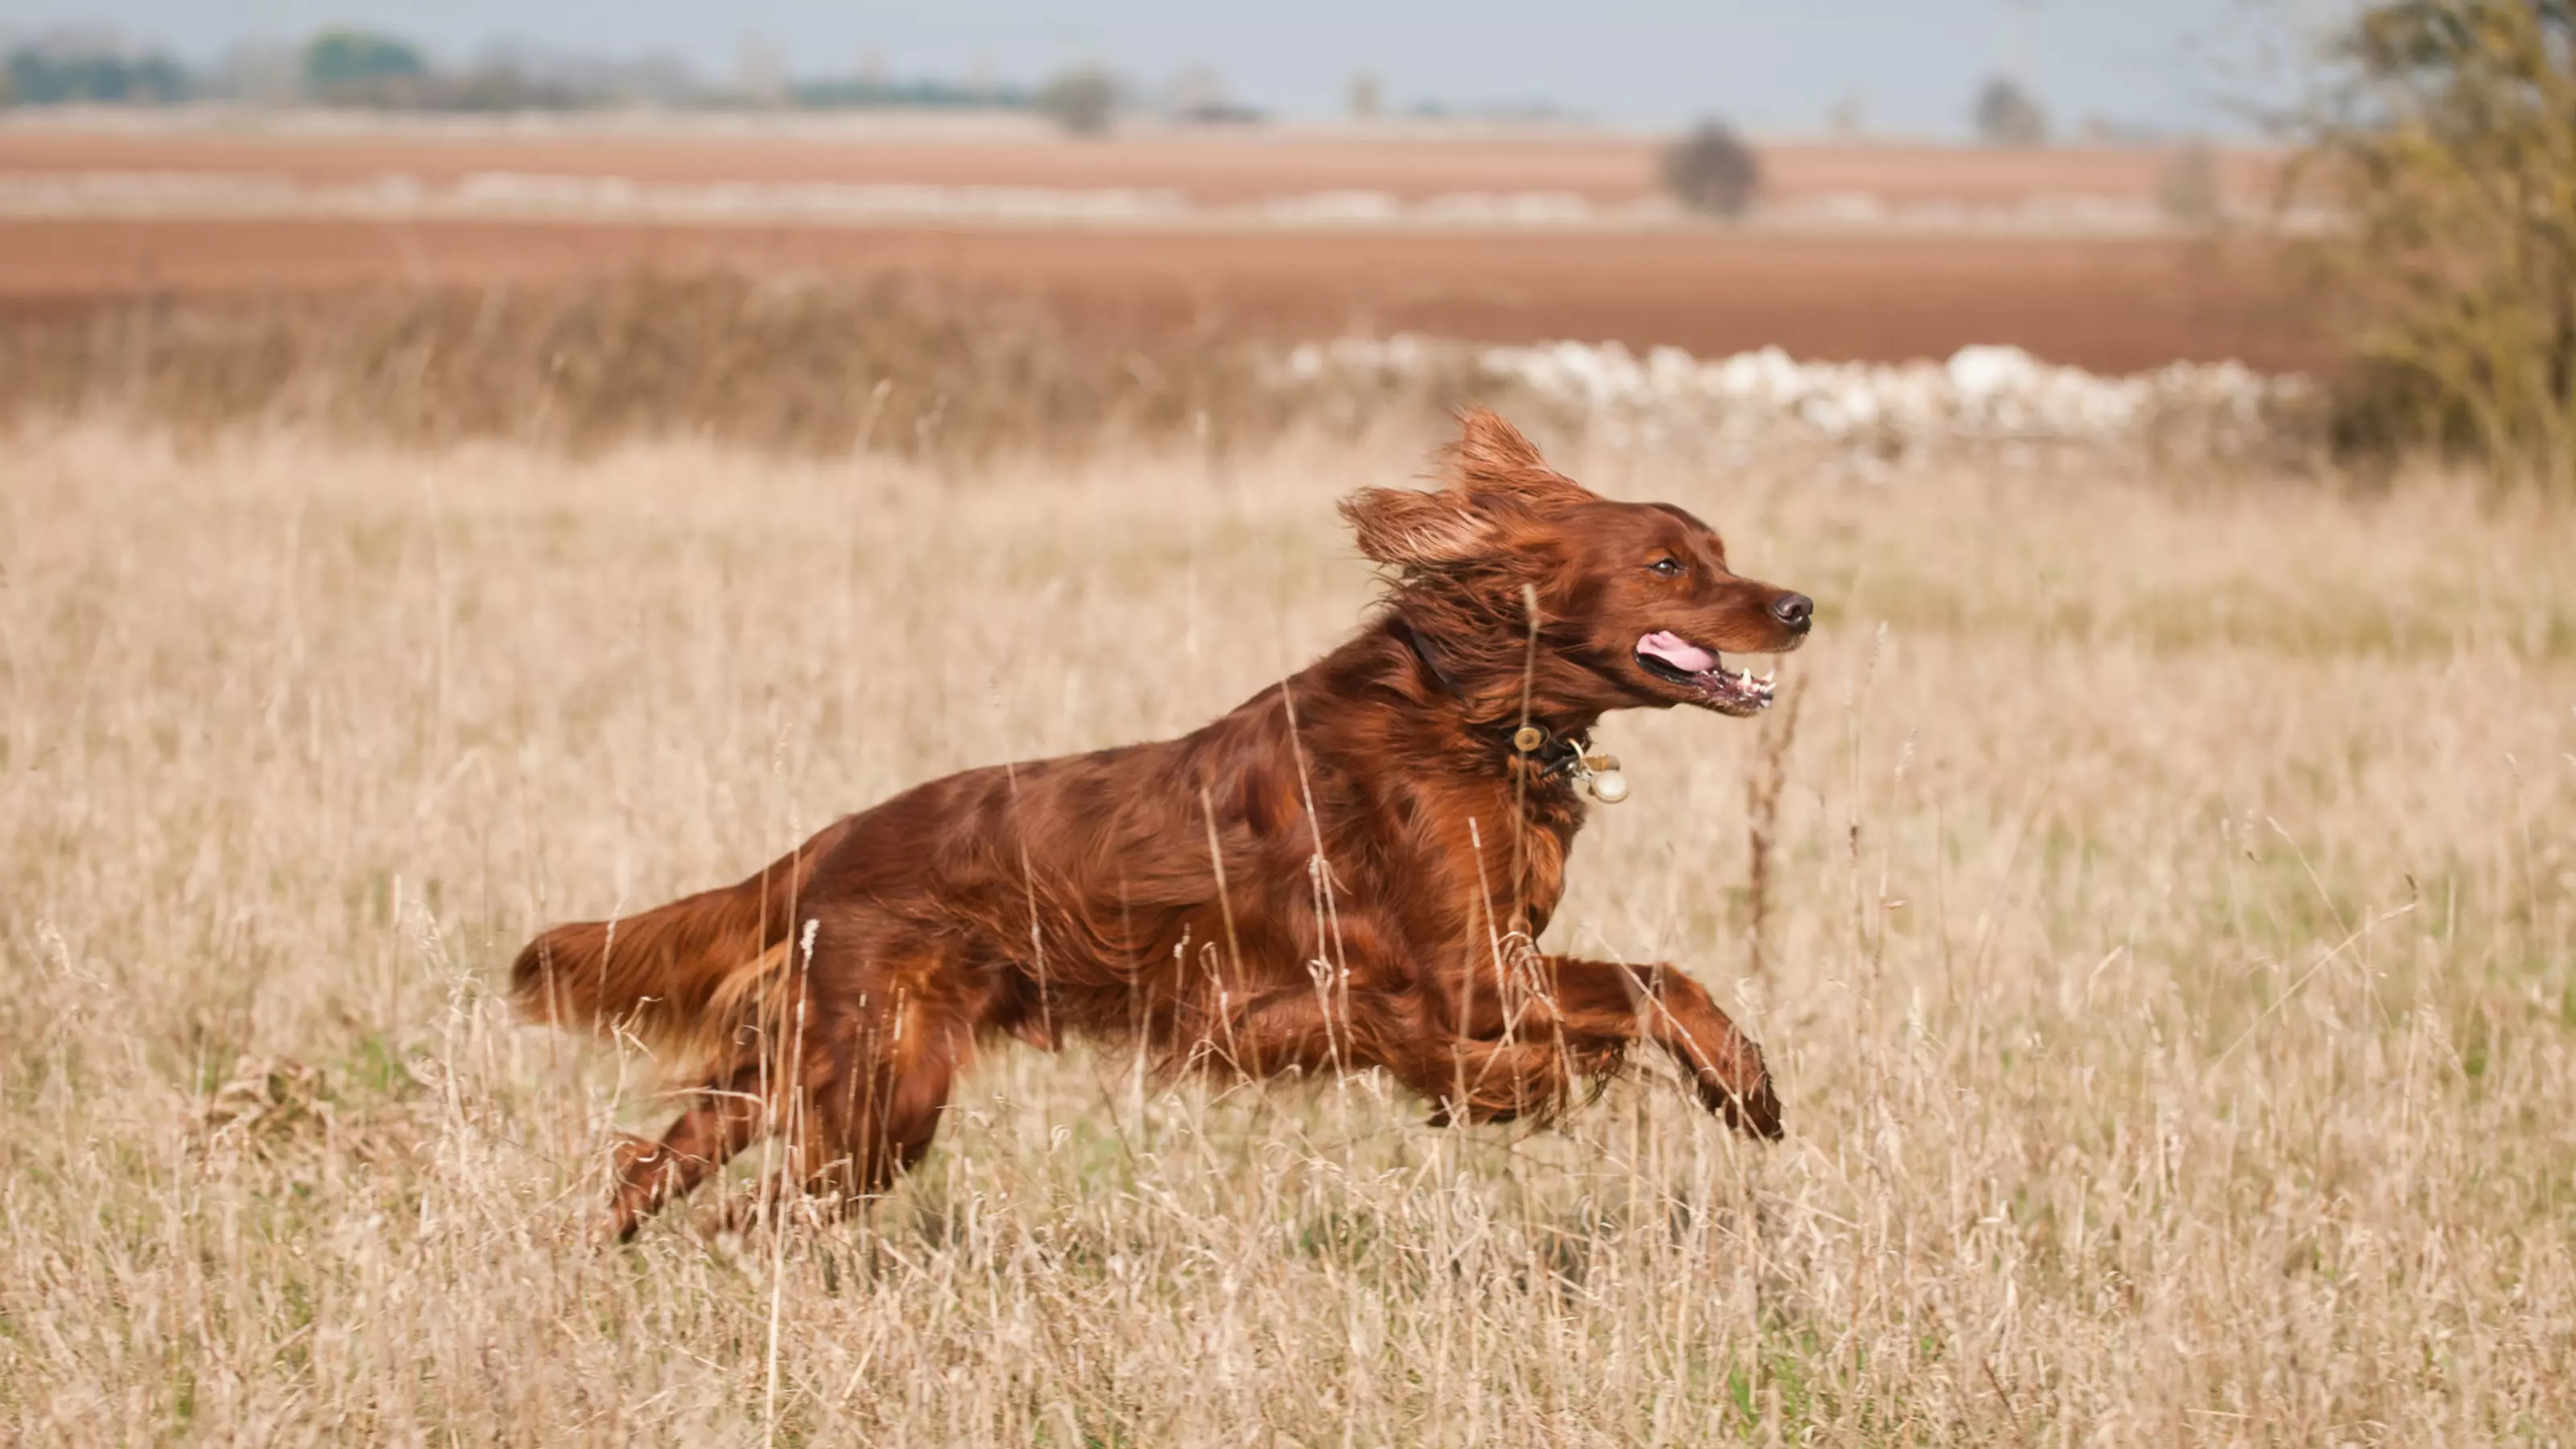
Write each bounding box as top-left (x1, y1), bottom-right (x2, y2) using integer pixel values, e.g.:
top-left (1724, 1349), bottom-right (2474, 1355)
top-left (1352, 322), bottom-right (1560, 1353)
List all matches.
top-left (516, 410), bottom-right (1811, 1239)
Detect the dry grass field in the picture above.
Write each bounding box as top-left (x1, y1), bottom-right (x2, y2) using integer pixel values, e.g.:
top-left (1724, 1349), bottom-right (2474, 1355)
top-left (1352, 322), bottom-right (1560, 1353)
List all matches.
top-left (2, 414), bottom-right (2570, 1443)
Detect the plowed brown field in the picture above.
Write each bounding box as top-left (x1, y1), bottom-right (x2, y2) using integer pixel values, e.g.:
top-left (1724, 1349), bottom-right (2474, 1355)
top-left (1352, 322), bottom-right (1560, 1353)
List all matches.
top-left (0, 217), bottom-right (2314, 372)
top-left (0, 129), bottom-right (2314, 369)
top-left (0, 130), bottom-right (2281, 207)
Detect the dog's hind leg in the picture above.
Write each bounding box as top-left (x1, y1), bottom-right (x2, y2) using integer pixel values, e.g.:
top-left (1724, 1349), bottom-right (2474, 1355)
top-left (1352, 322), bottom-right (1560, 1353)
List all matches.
top-left (605, 1069), bottom-right (770, 1241)
top-left (767, 972), bottom-right (971, 1222)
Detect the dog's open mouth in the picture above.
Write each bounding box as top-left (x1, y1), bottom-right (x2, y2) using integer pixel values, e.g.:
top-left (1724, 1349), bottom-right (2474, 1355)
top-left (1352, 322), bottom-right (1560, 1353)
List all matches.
top-left (1635, 630), bottom-right (1776, 712)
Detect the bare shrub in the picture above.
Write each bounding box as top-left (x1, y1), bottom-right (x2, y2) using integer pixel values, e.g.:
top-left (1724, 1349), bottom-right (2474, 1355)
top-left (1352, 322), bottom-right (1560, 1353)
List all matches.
top-left (2157, 141), bottom-right (2223, 227)
top-left (2297, 0), bottom-right (2576, 490)
top-left (1661, 120), bottom-right (1763, 217)
top-left (1036, 64), bottom-right (1119, 137)
top-left (1973, 75), bottom-right (2049, 146)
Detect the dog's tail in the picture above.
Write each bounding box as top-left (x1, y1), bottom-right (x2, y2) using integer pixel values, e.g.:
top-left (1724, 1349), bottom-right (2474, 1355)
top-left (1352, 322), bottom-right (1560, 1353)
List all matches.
top-left (510, 821), bottom-right (848, 1070)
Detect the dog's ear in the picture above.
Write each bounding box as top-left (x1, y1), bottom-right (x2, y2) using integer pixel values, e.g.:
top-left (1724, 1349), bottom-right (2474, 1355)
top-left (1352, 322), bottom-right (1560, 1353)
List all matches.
top-left (1340, 485), bottom-right (1498, 572)
top-left (1443, 408), bottom-right (1596, 511)
top-left (1342, 411), bottom-right (1596, 573)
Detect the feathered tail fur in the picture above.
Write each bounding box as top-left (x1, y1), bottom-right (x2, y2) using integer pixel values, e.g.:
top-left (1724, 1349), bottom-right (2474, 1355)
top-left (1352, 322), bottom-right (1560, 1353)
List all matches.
top-left (510, 822), bottom-right (848, 1072)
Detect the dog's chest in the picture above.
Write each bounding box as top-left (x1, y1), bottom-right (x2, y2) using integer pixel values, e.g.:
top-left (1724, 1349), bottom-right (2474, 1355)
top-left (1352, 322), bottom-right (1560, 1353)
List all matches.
top-left (1400, 774), bottom-right (1583, 938)
top-left (1506, 792), bottom-right (1583, 935)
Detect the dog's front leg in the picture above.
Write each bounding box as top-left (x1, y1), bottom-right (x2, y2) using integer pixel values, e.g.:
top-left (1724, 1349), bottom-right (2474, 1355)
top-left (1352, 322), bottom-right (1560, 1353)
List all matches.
top-left (1529, 957), bottom-right (1781, 1138)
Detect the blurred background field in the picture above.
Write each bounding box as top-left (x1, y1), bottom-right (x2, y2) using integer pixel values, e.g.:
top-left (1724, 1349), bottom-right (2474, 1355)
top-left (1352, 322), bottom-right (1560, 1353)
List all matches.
top-left (3, 2), bottom-right (2575, 1444)
top-left (0, 117), bottom-right (2311, 374)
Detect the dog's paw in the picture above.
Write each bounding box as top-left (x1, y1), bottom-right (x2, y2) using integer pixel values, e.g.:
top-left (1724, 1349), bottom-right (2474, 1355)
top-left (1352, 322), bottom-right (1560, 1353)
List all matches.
top-left (590, 1208), bottom-right (645, 1249)
top-left (1698, 1068), bottom-right (1784, 1140)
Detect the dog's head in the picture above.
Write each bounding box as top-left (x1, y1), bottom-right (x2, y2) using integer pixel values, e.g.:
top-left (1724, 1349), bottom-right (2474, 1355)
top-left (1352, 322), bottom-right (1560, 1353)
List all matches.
top-left (1342, 409), bottom-right (1811, 722)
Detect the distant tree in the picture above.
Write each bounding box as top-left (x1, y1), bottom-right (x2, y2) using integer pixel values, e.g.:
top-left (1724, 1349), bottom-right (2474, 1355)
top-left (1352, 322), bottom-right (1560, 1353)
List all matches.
top-left (1973, 75), bottom-right (2048, 146)
top-left (1036, 65), bottom-right (1118, 137)
top-left (793, 72), bottom-right (1032, 110)
top-left (1166, 64), bottom-right (1222, 118)
top-left (1661, 119), bottom-right (1762, 217)
top-left (124, 52), bottom-right (188, 103)
top-left (2296, 0), bottom-right (2576, 490)
top-left (304, 28), bottom-right (426, 105)
top-left (1347, 70), bottom-right (1382, 122)
top-left (221, 42), bottom-right (303, 104)
top-left (734, 37), bottom-right (786, 107)
top-left (443, 62), bottom-right (583, 112)
top-left (3, 42), bottom-right (193, 105)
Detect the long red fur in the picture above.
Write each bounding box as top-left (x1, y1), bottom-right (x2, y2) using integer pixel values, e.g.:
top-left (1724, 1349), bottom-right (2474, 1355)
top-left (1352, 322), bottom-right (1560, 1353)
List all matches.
top-left (516, 410), bottom-right (1812, 1239)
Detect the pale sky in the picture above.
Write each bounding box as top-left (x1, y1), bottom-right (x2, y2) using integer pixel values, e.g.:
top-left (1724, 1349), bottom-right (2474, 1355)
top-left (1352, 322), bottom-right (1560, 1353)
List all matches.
top-left (6, 1), bottom-right (2305, 137)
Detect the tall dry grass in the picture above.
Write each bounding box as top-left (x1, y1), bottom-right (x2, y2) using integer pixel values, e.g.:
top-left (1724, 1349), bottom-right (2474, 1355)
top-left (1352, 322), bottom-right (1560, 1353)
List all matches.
top-left (1, 419), bottom-right (2570, 1443)
top-left (0, 275), bottom-right (1354, 462)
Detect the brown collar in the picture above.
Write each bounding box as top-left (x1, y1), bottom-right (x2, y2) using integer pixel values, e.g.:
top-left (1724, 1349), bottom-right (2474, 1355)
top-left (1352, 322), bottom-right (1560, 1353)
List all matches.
top-left (1386, 613), bottom-right (1461, 696)
top-left (1388, 615), bottom-right (1597, 782)
top-left (1506, 720), bottom-right (1591, 783)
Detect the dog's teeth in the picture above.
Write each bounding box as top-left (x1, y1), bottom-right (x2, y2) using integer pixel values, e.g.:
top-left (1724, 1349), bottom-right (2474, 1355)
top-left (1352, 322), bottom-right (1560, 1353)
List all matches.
top-left (1760, 670), bottom-right (1775, 686)
top-left (1738, 668), bottom-right (1753, 687)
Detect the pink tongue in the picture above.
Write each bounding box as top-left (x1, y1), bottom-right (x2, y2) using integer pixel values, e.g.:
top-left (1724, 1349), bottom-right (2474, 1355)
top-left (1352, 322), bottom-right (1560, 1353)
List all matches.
top-left (1637, 630), bottom-right (1716, 674)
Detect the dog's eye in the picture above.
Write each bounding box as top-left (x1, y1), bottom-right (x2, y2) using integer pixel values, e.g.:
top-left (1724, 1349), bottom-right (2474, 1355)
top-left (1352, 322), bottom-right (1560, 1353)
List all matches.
top-left (1648, 557), bottom-right (1684, 576)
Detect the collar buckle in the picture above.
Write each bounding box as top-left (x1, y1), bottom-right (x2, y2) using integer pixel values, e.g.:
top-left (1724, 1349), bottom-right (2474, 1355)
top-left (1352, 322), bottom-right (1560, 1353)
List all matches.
top-left (1510, 724), bottom-right (1629, 805)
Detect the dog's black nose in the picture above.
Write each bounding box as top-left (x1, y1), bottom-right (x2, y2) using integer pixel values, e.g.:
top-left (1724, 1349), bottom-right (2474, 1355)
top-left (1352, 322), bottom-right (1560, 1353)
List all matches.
top-left (1769, 592), bottom-right (1814, 631)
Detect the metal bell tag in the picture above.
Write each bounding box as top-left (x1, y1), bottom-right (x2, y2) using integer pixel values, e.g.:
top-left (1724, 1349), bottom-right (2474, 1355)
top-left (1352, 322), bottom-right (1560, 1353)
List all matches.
top-left (1579, 752), bottom-right (1628, 804)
